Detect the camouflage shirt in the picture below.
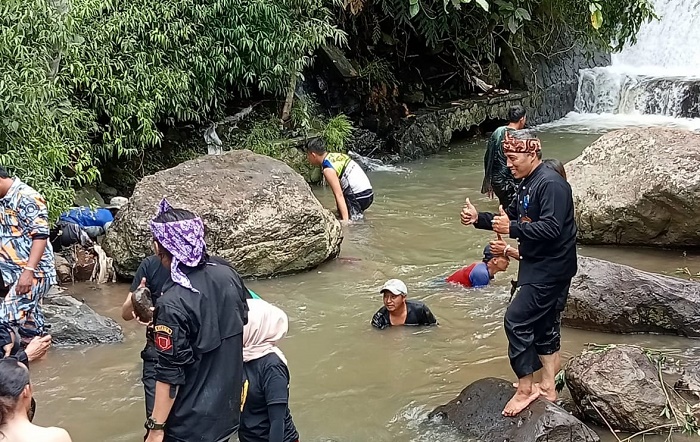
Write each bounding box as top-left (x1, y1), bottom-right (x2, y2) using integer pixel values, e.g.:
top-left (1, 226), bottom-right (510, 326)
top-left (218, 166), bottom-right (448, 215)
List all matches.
top-left (0, 179), bottom-right (56, 286)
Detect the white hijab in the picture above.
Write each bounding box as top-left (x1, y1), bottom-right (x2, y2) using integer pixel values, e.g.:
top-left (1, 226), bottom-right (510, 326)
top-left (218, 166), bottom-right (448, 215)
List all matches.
top-left (243, 299), bottom-right (288, 365)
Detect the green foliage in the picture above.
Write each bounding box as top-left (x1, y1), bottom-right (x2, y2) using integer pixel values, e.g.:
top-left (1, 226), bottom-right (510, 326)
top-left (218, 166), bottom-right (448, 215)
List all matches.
top-left (341, 0), bottom-right (656, 101)
top-left (236, 98), bottom-right (353, 160)
top-left (66, 0), bottom-right (345, 158)
top-left (324, 114), bottom-right (354, 150)
top-left (0, 0), bottom-right (97, 220)
top-left (1, 0), bottom-right (344, 219)
top-left (396, 0), bottom-right (655, 51)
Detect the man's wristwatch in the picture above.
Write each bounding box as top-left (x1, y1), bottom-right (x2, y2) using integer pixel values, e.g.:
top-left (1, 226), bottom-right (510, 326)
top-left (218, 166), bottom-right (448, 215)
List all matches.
top-left (145, 416), bottom-right (166, 431)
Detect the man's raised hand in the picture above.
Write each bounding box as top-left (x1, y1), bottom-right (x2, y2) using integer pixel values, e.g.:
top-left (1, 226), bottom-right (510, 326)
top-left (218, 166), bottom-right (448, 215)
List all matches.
top-left (492, 205), bottom-right (510, 234)
top-left (460, 198), bottom-right (478, 226)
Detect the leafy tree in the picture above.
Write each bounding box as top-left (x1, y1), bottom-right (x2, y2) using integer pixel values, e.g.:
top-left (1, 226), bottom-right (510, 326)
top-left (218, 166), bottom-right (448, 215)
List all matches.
top-left (1, 0), bottom-right (345, 219)
top-left (66, 0), bottom-right (345, 157)
top-left (338, 0), bottom-right (656, 104)
top-left (0, 0), bottom-right (97, 220)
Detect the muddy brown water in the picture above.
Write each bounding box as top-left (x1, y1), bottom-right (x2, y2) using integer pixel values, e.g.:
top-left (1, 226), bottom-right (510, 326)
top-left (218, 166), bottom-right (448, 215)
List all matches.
top-left (31, 132), bottom-right (699, 441)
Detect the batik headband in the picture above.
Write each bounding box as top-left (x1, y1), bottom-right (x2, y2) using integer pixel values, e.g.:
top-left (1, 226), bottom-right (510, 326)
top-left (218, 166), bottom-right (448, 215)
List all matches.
top-left (503, 131), bottom-right (542, 154)
top-left (149, 198), bottom-right (205, 293)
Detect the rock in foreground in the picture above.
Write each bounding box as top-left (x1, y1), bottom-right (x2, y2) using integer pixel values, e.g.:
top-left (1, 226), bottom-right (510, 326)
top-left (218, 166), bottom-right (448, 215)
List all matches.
top-left (563, 256), bottom-right (700, 336)
top-left (44, 295), bottom-right (123, 346)
top-left (103, 150), bottom-right (343, 278)
top-left (428, 377), bottom-right (599, 442)
top-left (567, 127), bottom-right (700, 247)
top-left (566, 345), bottom-right (682, 433)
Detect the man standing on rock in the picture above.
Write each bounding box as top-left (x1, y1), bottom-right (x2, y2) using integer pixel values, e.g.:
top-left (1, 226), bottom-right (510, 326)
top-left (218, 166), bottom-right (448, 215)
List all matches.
top-left (0, 167), bottom-right (56, 344)
top-left (461, 131), bottom-right (577, 417)
top-left (144, 199), bottom-right (249, 442)
top-left (481, 105), bottom-right (526, 207)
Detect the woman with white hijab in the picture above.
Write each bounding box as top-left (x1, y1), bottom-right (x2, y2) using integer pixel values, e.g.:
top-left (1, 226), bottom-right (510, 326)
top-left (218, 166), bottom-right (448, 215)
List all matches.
top-left (239, 299), bottom-right (299, 442)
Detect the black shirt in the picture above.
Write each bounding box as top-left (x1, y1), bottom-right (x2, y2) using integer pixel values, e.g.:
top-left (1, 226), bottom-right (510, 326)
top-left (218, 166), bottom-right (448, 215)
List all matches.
top-left (475, 163), bottom-right (578, 285)
top-left (130, 255), bottom-right (170, 305)
top-left (371, 300), bottom-right (438, 330)
top-left (153, 258), bottom-right (249, 441)
top-left (240, 353), bottom-right (299, 442)
top-left (0, 323), bottom-right (27, 366)
top-left (131, 256), bottom-right (170, 360)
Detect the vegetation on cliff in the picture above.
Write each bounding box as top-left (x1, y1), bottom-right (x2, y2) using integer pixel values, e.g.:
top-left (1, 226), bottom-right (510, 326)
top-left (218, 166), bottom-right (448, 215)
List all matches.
top-left (333, 0), bottom-right (656, 128)
top-left (1, 0), bottom-right (654, 219)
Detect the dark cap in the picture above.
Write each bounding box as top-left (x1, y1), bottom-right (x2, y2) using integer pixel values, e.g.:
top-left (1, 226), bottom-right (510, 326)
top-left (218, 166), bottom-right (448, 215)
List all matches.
top-left (482, 244), bottom-right (494, 262)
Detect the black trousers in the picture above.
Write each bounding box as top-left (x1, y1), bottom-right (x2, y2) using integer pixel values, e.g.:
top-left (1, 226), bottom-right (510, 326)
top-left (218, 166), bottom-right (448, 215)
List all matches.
top-left (504, 280), bottom-right (571, 379)
top-left (141, 345), bottom-right (158, 417)
top-left (343, 188), bottom-right (374, 220)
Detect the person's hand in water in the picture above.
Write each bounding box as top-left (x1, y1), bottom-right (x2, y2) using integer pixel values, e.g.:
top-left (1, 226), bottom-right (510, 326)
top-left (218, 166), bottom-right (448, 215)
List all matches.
top-left (492, 205), bottom-right (510, 235)
top-left (25, 335), bottom-right (52, 362)
top-left (460, 198), bottom-right (478, 225)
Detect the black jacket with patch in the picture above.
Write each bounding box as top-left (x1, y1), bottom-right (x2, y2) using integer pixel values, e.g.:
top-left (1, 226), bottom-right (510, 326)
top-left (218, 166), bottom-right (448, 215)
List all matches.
top-left (152, 257), bottom-right (249, 442)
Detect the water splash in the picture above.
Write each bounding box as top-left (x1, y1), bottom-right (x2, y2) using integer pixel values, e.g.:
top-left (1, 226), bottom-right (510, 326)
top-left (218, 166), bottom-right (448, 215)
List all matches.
top-left (348, 151), bottom-right (410, 173)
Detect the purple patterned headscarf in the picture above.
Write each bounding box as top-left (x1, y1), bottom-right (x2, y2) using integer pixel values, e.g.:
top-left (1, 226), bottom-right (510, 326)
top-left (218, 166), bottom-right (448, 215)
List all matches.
top-left (149, 199), bottom-right (205, 293)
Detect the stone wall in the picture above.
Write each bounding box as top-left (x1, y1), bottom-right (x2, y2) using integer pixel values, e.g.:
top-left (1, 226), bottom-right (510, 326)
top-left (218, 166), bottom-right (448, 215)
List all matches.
top-left (388, 92), bottom-right (531, 160)
top-left (386, 43), bottom-right (610, 160)
top-left (519, 47), bottom-right (611, 125)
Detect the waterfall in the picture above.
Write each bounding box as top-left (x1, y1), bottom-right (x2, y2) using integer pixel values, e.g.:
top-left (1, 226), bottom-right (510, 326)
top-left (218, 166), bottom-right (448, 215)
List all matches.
top-left (541, 0), bottom-right (700, 132)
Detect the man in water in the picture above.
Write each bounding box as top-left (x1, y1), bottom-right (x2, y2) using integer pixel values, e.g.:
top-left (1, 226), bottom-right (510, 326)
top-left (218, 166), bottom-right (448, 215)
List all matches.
top-left (446, 244), bottom-right (510, 288)
top-left (461, 131), bottom-right (577, 416)
top-left (144, 199), bottom-right (249, 442)
top-left (0, 166), bottom-right (56, 342)
top-left (305, 138), bottom-right (374, 222)
top-left (481, 105), bottom-right (527, 207)
top-left (371, 279), bottom-right (438, 330)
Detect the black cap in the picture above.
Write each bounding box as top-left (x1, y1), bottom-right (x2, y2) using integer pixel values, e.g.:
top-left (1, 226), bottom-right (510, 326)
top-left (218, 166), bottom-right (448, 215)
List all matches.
top-left (482, 244), bottom-right (494, 262)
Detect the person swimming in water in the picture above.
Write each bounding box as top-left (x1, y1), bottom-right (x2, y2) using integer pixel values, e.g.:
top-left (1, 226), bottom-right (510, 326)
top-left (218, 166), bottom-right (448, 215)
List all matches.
top-left (371, 279), bottom-right (437, 330)
top-left (446, 244), bottom-right (510, 288)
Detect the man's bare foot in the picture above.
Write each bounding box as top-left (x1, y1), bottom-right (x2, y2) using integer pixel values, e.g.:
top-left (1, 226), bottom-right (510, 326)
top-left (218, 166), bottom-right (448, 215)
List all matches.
top-left (502, 385), bottom-right (540, 417)
top-left (513, 381), bottom-right (540, 389)
top-left (539, 382), bottom-right (557, 402)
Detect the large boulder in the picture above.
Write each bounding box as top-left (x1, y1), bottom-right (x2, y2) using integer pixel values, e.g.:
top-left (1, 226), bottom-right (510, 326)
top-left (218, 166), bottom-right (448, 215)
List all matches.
top-left (43, 295), bottom-right (123, 346)
top-left (563, 256), bottom-right (700, 336)
top-left (428, 377), bottom-right (600, 442)
top-left (566, 345), bottom-right (683, 433)
top-left (567, 128), bottom-right (700, 247)
top-left (103, 150), bottom-right (343, 278)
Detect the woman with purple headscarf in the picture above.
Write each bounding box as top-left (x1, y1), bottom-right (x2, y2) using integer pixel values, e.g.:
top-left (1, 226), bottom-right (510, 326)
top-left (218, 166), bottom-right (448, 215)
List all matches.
top-left (143, 199), bottom-right (250, 442)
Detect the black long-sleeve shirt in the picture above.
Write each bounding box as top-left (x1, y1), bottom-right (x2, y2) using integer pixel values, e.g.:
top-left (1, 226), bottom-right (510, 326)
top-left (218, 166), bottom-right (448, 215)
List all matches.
top-left (0, 323), bottom-right (27, 366)
top-left (475, 163), bottom-right (578, 285)
top-left (153, 258), bottom-right (249, 442)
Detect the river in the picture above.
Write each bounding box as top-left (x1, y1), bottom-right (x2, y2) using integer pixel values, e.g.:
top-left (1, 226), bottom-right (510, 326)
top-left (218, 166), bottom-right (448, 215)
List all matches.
top-left (30, 131), bottom-right (699, 442)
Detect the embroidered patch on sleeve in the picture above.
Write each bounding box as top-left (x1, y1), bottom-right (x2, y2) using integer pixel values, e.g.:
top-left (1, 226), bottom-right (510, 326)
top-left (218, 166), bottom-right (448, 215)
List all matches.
top-left (154, 325), bottom-right (174, 354)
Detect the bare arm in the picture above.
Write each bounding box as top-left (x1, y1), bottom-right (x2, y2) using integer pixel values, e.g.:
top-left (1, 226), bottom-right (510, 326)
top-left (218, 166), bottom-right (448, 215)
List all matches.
top-left (505, 244), bottom-right (521, 261)
top-left (121, 292), bottom-right (135, 321)
top-left (323, 168), bottom-right (349, 221)
top-left (151, 380), bottom-right (177, 425)
top-left (26, 239), bottom-right (47, 270)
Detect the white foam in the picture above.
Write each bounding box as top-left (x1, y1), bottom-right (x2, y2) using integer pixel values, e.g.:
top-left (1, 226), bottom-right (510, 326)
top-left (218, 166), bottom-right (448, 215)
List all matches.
top-left (538, 112), bottom-right (700, 134)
